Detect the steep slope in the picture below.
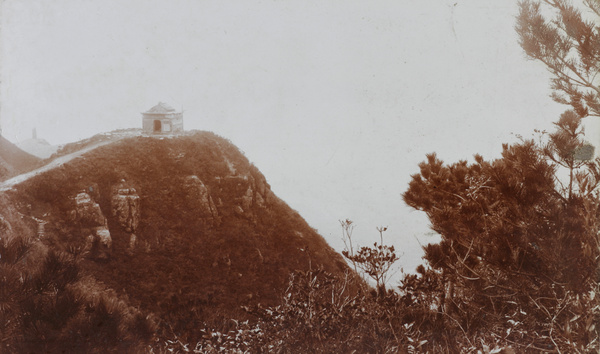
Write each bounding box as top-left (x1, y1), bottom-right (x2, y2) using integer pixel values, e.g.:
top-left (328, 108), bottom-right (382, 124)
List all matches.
top-left (0, 135), bottom-right (41, 180)
top-left (0, 131), bottom-right (352, 350)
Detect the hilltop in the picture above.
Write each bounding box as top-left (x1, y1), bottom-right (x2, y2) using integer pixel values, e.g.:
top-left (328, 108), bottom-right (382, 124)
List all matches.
top-left (0, 131), bottom-right (353, 352)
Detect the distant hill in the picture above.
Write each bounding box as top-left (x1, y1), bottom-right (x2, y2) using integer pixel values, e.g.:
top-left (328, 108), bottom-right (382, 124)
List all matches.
top-left (0, 131), bottom-right (354, 352)
top-left (16, 137), bottom-right (58, 159)
top-left (0, 135), bottom-right (41, 180)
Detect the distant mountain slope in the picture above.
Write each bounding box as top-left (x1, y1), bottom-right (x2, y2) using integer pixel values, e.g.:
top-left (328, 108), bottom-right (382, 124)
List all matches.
top-left (0, 135), bottom-right (41, 180)
top-left (16, 138), bottom-right (58, 159)
top-left (0, 130), bottom-right (353, 351)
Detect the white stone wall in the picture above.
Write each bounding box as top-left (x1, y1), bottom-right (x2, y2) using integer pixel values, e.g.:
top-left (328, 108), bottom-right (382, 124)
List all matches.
top-left (142, 113), bottom-right (183, 133)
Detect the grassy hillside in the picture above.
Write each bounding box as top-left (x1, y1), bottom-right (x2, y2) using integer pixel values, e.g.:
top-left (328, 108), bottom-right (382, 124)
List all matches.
top-left (0, 131), bottom-right (353, 351)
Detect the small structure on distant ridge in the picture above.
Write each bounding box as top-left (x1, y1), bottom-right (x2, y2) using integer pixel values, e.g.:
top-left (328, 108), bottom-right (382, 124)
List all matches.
top-left (142, 102), bottom-right (183, 134)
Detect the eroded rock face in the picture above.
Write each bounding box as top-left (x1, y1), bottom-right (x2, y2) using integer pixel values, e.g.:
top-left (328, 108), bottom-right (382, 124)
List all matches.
top-left (212, 171), bottom-right (273, 221)
top-left (254, 193), bottom-right (266, 208)
top-left (72, 192), bottom-right (107, 227)
top-left (184, 175), bottom-right (219, 226)
top-left (111, 180), bottom-right (141, 252)
top-left (243, 173), bottom-right (273, 211)
top-left (71, 191), bottom-right (111, 258)
top-left (252, 172), bottom-right (269, 201)
top-left (241, 186), bottom-right (253, 211)
top-left (111, 182), bottom-right (141, 233)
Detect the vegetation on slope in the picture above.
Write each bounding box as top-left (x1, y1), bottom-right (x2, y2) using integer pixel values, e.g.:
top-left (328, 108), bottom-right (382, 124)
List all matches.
top-left (0, 193), bottom-right (156, 353)
top-left (0, 131), bottom-right (353, 351)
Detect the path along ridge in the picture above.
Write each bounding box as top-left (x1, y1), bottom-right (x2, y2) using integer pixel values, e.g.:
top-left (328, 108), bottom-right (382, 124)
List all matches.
top-left (0, 140), bottom-right (116, 192)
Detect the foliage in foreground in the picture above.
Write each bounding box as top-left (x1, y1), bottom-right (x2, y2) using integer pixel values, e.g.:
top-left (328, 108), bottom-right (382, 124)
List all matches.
top-left (402, 112), bottom-right (600, 352)
top-left (0, 229), bottom-right (156, 353)
top-left (340, 219), bottom-right (399, 296)
top-left (153, 266), bottom-right (598, 353)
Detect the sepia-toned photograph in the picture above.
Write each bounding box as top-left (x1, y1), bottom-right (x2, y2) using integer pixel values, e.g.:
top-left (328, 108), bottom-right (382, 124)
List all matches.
top-left (1, 0), bottom-right (599, 352)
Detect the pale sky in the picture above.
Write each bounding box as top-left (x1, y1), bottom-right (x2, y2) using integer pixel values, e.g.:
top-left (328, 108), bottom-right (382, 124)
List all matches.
top-left (1, 0), bottom-right (585, 283)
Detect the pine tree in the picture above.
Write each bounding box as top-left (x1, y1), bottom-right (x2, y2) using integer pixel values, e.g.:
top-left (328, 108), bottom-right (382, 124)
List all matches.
top-left (516, 0), bottom-right (600, 117)
top-left (403, 112), bottom-right (600, 350)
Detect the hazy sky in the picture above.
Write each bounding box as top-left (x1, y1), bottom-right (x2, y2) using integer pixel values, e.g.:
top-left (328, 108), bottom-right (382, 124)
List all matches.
top-left (1, 0), bottom-right (586, 282)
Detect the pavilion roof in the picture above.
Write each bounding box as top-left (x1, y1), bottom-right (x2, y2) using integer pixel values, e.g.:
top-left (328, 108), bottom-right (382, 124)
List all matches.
top-left (145, 102), bottom-right (176, 114)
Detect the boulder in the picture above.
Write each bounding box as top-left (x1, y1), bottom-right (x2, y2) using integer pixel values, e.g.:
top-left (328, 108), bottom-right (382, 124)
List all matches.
top-left (93, 226), bottom-right (112, 249)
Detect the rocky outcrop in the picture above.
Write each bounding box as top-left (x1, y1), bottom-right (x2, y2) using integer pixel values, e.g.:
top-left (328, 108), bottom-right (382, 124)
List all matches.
top-left (111, 180), bottom-right (141, 251)
top-left (70, 191), bottom-right (111, 259)
top-left (111, 181), bottom-right (140, 233)
top-left (241, 186), bottom-right (253, 211)
top-left (213, 170), bottom-right (274, 220)
top-left (94, 227), bottom-right (112, 251)
top-left (184, 175), bottom-right (219, 226)
top-left (246, 172), bottom-right (274, 209)
top-left (255, 192), bottom-right (266, 208)
top-left (72, 192), bottom-right (106, 227)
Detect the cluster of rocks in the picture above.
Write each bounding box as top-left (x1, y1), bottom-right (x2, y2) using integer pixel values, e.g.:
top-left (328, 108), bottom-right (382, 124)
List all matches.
top-left (183, 169), bottom-right (273, 225)
top-left (213, 171), bottom-right (273, 221)
top-left (70, 191), bottom-right (112, 259)
top-left (70, 180), bottom-right (141, 259)
top-left (66, 167), bottom-right (274, 259)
